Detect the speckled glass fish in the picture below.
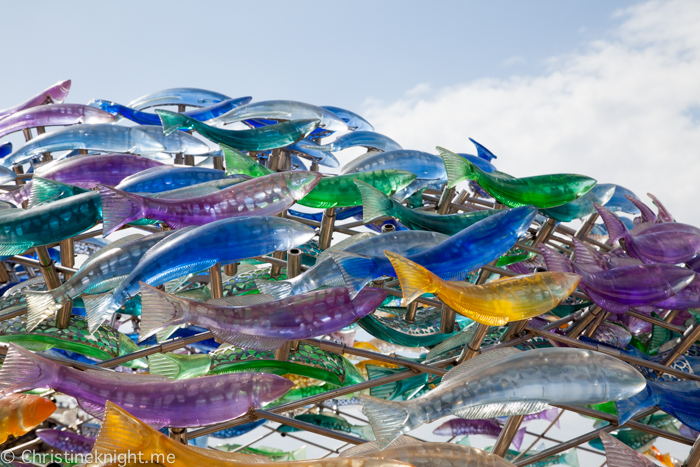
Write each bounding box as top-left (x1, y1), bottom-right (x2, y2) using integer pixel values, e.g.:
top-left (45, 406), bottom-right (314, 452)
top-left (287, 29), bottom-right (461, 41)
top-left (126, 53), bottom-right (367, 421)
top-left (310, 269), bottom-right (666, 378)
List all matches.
top-left (0, 315), bottom-right (147, 369)
top-left (139, 284), bottom-right (386, 350)
top-left (541, 184), bottom-right (616, 222)
top-left (36, 429), bottom-right (95, 454)
top-left (24, 231), bottom-right (173, 330)
top-left (81, 216), bottom-right (315, 332)
top-left (0, 104), bottom-right (117, 139)
top-left (307, 130), bottom-right (402, 153)
top-left (1, 124), bottom-right (166, 168)
top-left (0, 344), bottom-right (292, 429)
top-left (98, 171), bottom-right (321, 234)
top-left (88, 97), bottom-right (251, 125)
top-left (356, 180), bottom-right (503, 235)
top-left (596, 203), bottom-right (700, 264)
top-left (539, 243), bottom-right (695, 314)
top-left (433, 419), bottom-right (525, 450)
top-left (0, 394), bottom-right (56, 444)
top-left (286, 138), bottom-right (340, 168)
top-left (0, 79), bottom-right (71, 120)
top-left (256, 231), bottom-right (448, 299)
top-left (208, 99), bottom-right (348, 133)
top-left (386, 251), bottom-right (580, 326)
top-left (330, 206), bottom-right (537, 298)
top-left (439, 147), bottom-right (597, 208)
top-left (0, 191), bottom-right (101, 256)
top-left (0, 181), bottom-right (30, 208)
top-left (341, 150), bottom-right (444, 180)
top-left (34, 153), bottom-right (164, 189)
top-left (279, 412), bottom-right (375, 440)
top-left (116, 165), bottom-right (228, 194)
top-left (360, 347), bottom-right (646, 448)
top-left (134, 124), bottom-right (211, 155)
top-left (616, 380), bottom-right (700, 431)
top-left (92, 402), bottom-right (415, 467)
top-left (156, 109), bottom-right (319, 152)
top-left (340, 437), bottom-right (518, 467)
top-left (128, 87), bottom-right (231, 110)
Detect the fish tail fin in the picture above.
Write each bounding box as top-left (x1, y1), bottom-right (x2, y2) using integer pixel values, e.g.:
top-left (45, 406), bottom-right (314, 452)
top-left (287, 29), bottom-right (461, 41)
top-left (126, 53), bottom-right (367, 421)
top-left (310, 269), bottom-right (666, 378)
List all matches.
top-left (594, 204), bottom-right (629, 245)
top-left (328, 251), bottom-right (380, 299)
top-left (155, 109), bottom-right (195, 136)
top-left (512, 427), bottom-right (526, 451)
top-left (383, 250), bottom-right (440, 305)
top-left (437, 146), bottom-right (475, 188)
top-left (358, 394), bottom-right (412, 449)
top-left (81, 292), bottom-right (120, 334)
top-left (221, 144), bottom-right (273, 177)
top-left (93, 401), bottom-right (157, 458)
top-left (357, 424), bottom-right (376, 441)
top-left (29, 177), bottom-right (89, 208)
top-left (147, 353), bottom-right (184, 380)
top-left (599, 432), bottom-right (643, 467)
top-left (355, 180), bottom-right (395, 223)
top-left (564, 449), bottom-right (579, 467)
top-left (648, 193), bottom-right (674, 222)
top-left (24, 290), bottom-right (61, 331)
top-left (538, 243), bottom-right (576, 273)
top-left (255, 279), bottom-right (293, 299)
top-left (615, 383), bottom-right (659, 427)
top-left (97, 185), bottom-right (144, 236)
top-left (138, 282), bottom-right (189, 342)
top-left (624, 195), bottom-right (657, 224)
top-left (0, 344), bottom-right (55, 396)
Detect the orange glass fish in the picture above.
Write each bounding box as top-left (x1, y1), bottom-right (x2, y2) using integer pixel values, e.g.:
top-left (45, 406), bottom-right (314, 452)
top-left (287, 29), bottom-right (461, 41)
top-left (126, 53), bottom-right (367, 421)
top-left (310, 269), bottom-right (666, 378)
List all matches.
top-left (0, 393), bottom-right (56, 443)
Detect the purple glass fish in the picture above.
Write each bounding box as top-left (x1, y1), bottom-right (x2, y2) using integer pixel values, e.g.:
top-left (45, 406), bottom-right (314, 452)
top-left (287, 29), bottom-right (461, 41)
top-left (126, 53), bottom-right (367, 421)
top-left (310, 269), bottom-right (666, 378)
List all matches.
top-left (0, 104), bottom-right (117, 139)
top-left (539, 243), bottom-right (695, 314)
top-left (0, 344), bottom-right (292, 428)
top-left (596, 204), bottom-right (700, 264)
top-left (97, 171), bottom-right (322, 235)
top-left (0, 80), bottom-right (71, 120)
top-left (36, 429), bottom-right (95, 454)
top-left (0, 182), bottom-right (31, 208)
top-left (138, 284), bottom-right (387, 350)
top-left (433, 419), bottom-right (525, 450)
top-left (34, 153), bottom-right (164, 189)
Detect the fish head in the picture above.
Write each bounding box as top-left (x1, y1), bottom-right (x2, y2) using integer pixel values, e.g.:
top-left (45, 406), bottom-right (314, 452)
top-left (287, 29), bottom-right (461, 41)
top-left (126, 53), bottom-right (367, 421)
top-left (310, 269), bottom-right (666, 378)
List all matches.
top-left (295, 118), bottom-right (321, 138)
top-left (504, 205), bottom-right (538, 236)
top-left (389, 170), bottom-right (419, 193)
top-left (82, 105), bottom-right (119, 124)
top-left (284, 171), bottom-right (323, 199)
top-left (86, 99), bottom-right (121, 117)
top-left (545, 272), bottom-right (581, 300)
top-left (130, 129), bottom-right (166, 155)
top-left (432, 421), bottom-right (453, 436)
top-left (592, 184), bottom-right (616, 206)
top-left (352, 287), bottom-right (389, 318)
top-left (661, 266), bottom-right (697, 294)
top-left (19, 394), bottom-right (56, 427)
top-left (594, 353), bottom-right (647, 399)
top-left (251, 374), bottom-right (294, 406)
top-left (269, 218), bottom-right (317, 250)
top-left (568, 176), bottom-right (598, 199)
top-left (177, 132), bottom-right (211, 155)
top-left (47, 79), bottom-right (72, 104)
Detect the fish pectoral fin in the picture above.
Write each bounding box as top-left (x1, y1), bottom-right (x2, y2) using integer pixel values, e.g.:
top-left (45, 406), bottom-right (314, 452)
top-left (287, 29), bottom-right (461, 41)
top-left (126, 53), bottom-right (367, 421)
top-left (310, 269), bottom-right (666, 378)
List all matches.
top-left (0, 243), bottom-right (35, 256)
top-left (585, 289), bottom-right (629, 314)
top-left (82, 275), bottom-right (129, 295)
top-left (453, 400), bottom-right (551, 420)
top-left (6, 341), bottom-right (54, 352)
top-left (457, 308), bottom-right (510, 326)
top-left (209, 328), bottom-right (287, 351)
top-left (155, 325), bottom-right (184, 343)
top-left (440, 347), bottom-right (521, 386)
top-left (76, 397), bottom-right (105, 420)
top-left (162, 219), bottom-right (194, 230)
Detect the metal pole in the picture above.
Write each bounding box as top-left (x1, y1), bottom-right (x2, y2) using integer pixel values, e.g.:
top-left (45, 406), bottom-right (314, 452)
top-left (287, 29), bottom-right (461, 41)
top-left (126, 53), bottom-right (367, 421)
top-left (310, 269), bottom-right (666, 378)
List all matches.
top-left (437, 186), bottom-right (456, 215)
top-left (575, 212), bottom-right (599, 240)
top-left (59, 238), bottom-right (75, 279)
top-left (168, 427), bottom-right (187, 444)
top-left (566, 305), bottom-right (604, 338)
top-left (404, 301), bottom-right (419, 323)
top-left (684, 435), bottom-right (700, 467)
top-left (275, 248), bottom-right (302, 362)
top-left (381, 223), bottom-right (396, 234)
top-left (209, 263), bottom-right (223, 299)
top-left (310, 161), bottom-right (319, 172)
top-left (583, 310), bottom-right (609, 338)
top-left (492, 415), bottom-right (525, 457)
top-left (440, 303), bottom-right (456, 334)
top-left (0, 263), bottom-right (10, 284)
top-left (661, 324), bottom-right (700, 368)
top-left (256, 410), bottom-right (365, 445)
top-left (35, 126), bottom-right (52, 162)
top-left (457, 323), bottom-right (489, 363)
top-left (270, 250), bottom-right (286, 277)
top-left (449, 190), bottom-right (470, 214)
top-left (534, 217), bottom-right (558, 245)
top-left (268, 148), bottom-right (281, 172)
top-left (35, 245), bottom-right (72, 329)
top-left (224, 263), bottom-right (238, 276)
top-left (317, 208), bottom-right (336, 250)
top-left (500, 320), bottom-right (530, 343)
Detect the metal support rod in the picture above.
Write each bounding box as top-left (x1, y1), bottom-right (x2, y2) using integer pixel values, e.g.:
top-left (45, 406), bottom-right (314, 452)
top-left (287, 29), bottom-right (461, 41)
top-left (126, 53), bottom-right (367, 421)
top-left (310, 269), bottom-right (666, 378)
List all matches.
top-left (317, 208), bottom-right (336, 250)
top-left (440, 303), bottom-right (456, 334)
top-left (310, 161), bottom-right (319, 172)
top-left (575, 212), bottom-right (599, 240)
top-left (174, 153), bottom-right (184, 165)
top-left (457, 323), bottom-right (489, 363)
top-left (257, 410), bottom-right (365, 445)
top-left (286, 248), bottom-right (302, 279)
top-left (526, 325), bottom-right (700, 381)
top-left (437, 186), bottom-right (456, 215)
top-left (34, 245), bottom-right (62, 290)
top-left (684, 434), bottom-right (700, 467)
top-left (270, 250), bottom-right (286, 277)
top-left (380, 223), bottom-right (395, 234)
top-left (224, 263), bottom-right (238, 277)
top-left (184, 154), bottom-right (195, 166)
top-left (662, 323), bottom-right (700, 368)
top-left (665, 309), bottom-right (680, 324)
top-left (268, 148), bottom-right (281, 171)
top-left (59, 238), bottom-right (75, 279)
top-left (0, 263), bottom-right (10, 283)
top-left (404, 301), bottom-right (419, 323)
top-left (582, 309), bottom-right (609, 338)
top-left (534, 217), bottom-right (558, 245)
top-left (566, 306), bottom-right (604, 338)
top-left (168, 427), bottom-right (188, 444)
top-left (625, 309), bottom-right (685, 333)
top-left (449, 190), bottom-right (470, 214)
top-left (209, 263), bottom-right (223, 299)
top-left (97, 331), bottom-right (214, 368)
top-left (492, 415), bottom-right (525, 457)
top-left (7, 255), bottom-right (78, 275)
top-left (499, 319), bottom-right (530, 343)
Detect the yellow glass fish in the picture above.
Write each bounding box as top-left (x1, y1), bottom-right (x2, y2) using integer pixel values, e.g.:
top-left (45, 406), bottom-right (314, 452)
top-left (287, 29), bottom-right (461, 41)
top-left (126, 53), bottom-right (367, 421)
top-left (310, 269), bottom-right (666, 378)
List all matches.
top-left (92, 401), bottom-right (416, 467)
top-left (0, 393), bottom-right (56, 443)
top-left (384, 250), bottom-right (580, 326)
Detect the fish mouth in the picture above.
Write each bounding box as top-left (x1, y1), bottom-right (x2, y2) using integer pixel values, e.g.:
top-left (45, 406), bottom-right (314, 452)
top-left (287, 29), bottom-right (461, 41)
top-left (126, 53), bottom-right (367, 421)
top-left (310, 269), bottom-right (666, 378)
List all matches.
top-left (285, 172), bottom-right (323, 199)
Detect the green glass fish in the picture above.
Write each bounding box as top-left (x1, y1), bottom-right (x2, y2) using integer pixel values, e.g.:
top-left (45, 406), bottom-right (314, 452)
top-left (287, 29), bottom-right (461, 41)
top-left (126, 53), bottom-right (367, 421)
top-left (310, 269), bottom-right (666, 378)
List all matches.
top-left (439, 147), bottom-right (597, 209)
top-left (156, 109), bottom-right (319, 151)
top-left (589, 428), bottom-right (656, 452)
top-left (215, 444), bottom-right (307, 461)
top-left (366, 364), bottom-right (432, 401)
top-left (0, 315), bottom-right (147, 369)
top-left (278, 412), bottom-right (375, 440)
top-left (148, 343), bottom-right (364, 387)
top-left (495, 448), bottom-right (579, 467)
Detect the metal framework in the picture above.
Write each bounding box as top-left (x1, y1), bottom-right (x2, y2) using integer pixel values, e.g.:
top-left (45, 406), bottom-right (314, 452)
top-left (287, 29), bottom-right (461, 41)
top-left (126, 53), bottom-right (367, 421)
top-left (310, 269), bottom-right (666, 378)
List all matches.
top-left (0, 135), bottom-right (698, 466)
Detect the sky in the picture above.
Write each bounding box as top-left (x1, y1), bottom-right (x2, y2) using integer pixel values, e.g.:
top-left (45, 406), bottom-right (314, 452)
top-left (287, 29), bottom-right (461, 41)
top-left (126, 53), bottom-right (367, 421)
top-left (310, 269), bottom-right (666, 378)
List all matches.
top-left (2, 0), bottom-right (698, 463)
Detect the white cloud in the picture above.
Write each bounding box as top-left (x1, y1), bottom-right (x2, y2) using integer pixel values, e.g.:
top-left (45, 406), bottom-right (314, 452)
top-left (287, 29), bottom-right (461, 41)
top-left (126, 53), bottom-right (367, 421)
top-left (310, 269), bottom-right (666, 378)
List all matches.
top-left (362, 0), bottom-right (700, 225)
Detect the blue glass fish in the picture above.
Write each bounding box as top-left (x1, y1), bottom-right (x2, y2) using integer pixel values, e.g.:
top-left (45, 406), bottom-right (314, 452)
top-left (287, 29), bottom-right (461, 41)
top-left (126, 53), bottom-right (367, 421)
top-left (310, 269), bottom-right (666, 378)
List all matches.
top-left (286, 139), bottom-right (340, 168)
top-left (617, 380), bottom-right (700, 431)
top-left (116, 166), bottom-right (232, 194)
top-left (321, 106), bottom-right (374, 131)
top-left (602, 184), bottom-right (641, 215)
top-left (310, 131), bottom-right (402, 153)
top-left (457, 154), bottom-right (498, 173)
top-left (128, 87), bottom-right (232, 110)
top-left (542, 184), bottom-right (616, 222)
top-left (469, 138), bottom-right (498, 161)
top-left (0, 142), bottom-right (12, 159)
top-left (329, 206), bottom-right (537, 297)
top-left (210, 419), bottom-right (267, 439)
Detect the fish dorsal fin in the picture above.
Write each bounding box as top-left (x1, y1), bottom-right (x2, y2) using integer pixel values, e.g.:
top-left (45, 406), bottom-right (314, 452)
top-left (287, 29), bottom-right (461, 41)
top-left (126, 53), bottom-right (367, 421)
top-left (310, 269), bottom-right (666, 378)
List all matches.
top-left (28, 177), bottom-right (90, 208)
top-left (624, 195), bottom-right (657, 224)
top-left (80, 234), bottom-right (144, 270)
top-left (339, 435), bottom-right (422, 457)
top-left (571, 237), bottom-right (605, 272)
top-left (209, 329), bottom-right (287, 351)
top-left (206, 294), bottom-right (275, 307)
top-left (83, 369), bottom-right (170, 383)
top-left (454, 400), bottom-right (550, 420)
top-left (155, 186), bottom-right (221, 200)
top-left (440, 348), bottom-right (521, 386)
top-left (316, 232), bottom-right (376, 264)
top-left (137, 226), bottom-right (198, 265)
top-left (187, 445), bottom-right (268, 463)
top-left (599, 431), bottom-right (656, 467)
